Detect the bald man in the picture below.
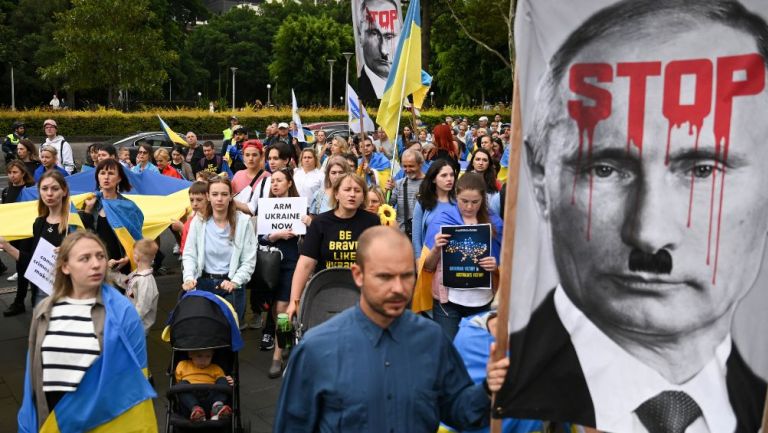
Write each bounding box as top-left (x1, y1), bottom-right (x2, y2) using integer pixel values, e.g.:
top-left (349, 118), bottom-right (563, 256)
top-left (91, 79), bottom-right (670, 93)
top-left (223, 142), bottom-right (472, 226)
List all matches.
top-left (274, 227), bottom-right (509, 433)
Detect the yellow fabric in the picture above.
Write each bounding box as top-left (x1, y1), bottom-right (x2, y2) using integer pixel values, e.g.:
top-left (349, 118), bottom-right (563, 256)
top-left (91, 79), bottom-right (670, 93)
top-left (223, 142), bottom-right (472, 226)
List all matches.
top-left (376, 168), bottom-right (392, 190)
top-left (377, 20), bottom-right (426, 141)
top-left (412, 245), bottom-right (434, 313)
top-left (0, 190), bottom-right (189, 242)
top-left (497, 165), bottom-right (509, 183)
top-left (174, 360), bottom-right (225, 384)
top-left (40, 399), bottom-right (157, 433)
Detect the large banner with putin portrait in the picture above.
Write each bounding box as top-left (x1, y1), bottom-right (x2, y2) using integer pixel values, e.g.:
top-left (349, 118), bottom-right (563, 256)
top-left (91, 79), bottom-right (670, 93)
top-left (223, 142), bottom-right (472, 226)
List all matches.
top-left (495, 1), bottom-right (768, 431)
top-left (351, 0), bottom-right (402, 102)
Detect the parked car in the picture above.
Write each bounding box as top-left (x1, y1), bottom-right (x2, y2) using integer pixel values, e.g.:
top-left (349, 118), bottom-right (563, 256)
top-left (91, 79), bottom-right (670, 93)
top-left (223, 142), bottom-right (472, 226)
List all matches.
top-left (104, 132), bottom-right (173, 164)
top-left (306, 121), bottom-right (351, 142)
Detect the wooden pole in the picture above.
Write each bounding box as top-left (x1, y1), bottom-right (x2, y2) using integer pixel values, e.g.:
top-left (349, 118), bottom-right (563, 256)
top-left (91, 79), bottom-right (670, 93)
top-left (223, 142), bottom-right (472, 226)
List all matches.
top-left (490, 65), bottom-right (522, 433)
top-left (761, 390), bottom-right (768, 433)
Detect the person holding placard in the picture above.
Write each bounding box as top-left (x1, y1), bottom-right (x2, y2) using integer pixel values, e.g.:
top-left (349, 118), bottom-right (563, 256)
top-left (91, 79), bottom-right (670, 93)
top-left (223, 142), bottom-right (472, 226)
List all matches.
top-left (0, 171), bottom-right (81, 314)
top-left (258, 168), bottom-right (307, 378)
top-left (421, 173), bottom-right (502, 340)
top-left (182, 177), bottom-right (257, 324)
top-left (239, 142), bottom-right (294, 217)
top-left (286, 173), bottom-right (380, 320)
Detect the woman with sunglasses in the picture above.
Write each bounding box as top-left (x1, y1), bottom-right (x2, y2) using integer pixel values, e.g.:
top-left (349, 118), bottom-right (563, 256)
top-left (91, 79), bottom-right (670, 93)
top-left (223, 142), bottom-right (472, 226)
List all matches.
top-left (131, 143), bottom-right (159, 174)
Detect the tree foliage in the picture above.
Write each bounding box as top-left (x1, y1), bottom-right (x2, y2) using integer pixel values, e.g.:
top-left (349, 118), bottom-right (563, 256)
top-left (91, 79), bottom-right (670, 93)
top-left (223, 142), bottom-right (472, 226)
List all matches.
top-left (269, 15), bottom-right (355, 106)
top-left (39, 0), bottom-right (177, 105)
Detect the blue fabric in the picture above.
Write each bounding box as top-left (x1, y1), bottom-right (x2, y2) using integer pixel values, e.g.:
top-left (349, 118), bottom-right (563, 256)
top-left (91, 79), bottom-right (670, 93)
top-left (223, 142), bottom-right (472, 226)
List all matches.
top-left (131, 162), bottom-right (159, 174)
top-left (18, 284), bottom-right (155, 433)
top-left (412, 201), bottom-right (457, 258)
top-left (450, 314), bottom-right (545, 433)
top-left (196, 278), bottom-right (245, 330)
top-left (168, 290), bottom-right (244, 352)
top-left (97, 191), bottom-right (144, 242)
top-left (500, 144), bottom-right (510, 168)
top-left (20, 169), bottom-right (192, 201)
top-left (33, 165), bottom-right (69, 183)
top-left (423, 203), bottom-right (502, 264)
top-left (274, 305), bottom-right (490, 432)
top-left (358, 151), bottom-right (391, 172)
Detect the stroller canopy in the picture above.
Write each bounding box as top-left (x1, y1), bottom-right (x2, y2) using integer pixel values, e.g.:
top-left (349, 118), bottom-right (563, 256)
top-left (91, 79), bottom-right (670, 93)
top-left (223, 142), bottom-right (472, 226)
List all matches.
top-left (299, 268), bottom-right (360, 333)
top-left (166, 291), bottom-right (244, 351)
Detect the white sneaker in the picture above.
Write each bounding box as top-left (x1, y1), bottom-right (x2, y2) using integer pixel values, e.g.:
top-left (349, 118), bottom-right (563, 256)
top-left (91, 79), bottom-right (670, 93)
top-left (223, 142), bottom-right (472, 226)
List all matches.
top-left (7, 273), bottom-right (17, 282)
top-left (172, 244), bottom-right (181, 255)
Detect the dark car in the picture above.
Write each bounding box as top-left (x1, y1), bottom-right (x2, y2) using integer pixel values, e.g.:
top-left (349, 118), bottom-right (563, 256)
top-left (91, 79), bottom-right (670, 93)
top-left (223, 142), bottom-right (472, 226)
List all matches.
top-left (306, 121), bottom-right (350, 142)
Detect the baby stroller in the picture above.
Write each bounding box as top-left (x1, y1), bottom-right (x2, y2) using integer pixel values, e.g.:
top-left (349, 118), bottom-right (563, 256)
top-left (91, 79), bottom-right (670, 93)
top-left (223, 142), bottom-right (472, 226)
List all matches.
top-left (163, 291), bottom-right (249, 433)
top-left (294, 268), bottom-right (361, 340)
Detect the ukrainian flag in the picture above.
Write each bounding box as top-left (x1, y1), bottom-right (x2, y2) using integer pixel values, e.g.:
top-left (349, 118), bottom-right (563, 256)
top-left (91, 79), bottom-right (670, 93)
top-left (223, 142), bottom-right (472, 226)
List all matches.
top-left (18, 284), bottom-right (157, 432)
top-left (498, 144), bottom-right (510, 183)
top-left (359, 152), bottom-right (392, 187)
top-left (158, 115), bottom-right (188, 147)
top-left (98, 192), bottom-right (144, 270)
top-left (376, 0), bottom-right (431, 141)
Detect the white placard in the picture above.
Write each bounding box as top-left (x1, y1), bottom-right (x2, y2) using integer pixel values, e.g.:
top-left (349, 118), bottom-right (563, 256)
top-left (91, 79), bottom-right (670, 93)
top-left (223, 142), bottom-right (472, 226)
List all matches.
top-left (24, 238), bottom-right (58, 295)
top-left (256, 197), bottom-right (308, 235)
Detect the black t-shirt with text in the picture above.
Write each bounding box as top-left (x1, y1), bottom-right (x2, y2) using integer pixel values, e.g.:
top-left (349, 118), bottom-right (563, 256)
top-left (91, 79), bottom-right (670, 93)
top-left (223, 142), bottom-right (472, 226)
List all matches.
top-left (301, 210), bottom-right (380, 272)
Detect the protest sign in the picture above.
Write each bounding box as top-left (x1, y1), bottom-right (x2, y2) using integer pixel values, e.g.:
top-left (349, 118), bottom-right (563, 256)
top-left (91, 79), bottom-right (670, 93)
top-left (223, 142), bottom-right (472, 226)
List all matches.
top-left (440, 224), bottom-right (491, 290)
top-left (23, 238), bottom-right (57, 295)
top-left (495, 1), bottom-right (768, 431)
top-left (256, 197), bottom-right (308, 235)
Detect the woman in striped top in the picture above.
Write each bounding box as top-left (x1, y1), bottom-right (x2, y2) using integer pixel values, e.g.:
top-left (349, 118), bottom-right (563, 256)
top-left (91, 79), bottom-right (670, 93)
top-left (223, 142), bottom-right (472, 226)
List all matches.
top-left (19, 231), bottom-right (154, 428)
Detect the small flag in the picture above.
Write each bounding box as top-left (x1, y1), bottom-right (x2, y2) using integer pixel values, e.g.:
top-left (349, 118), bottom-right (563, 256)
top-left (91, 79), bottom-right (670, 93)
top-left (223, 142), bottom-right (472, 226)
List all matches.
top-left (291, 89), bottom-right (306, 143)
top-left (348, 84), bottom-right (376, 134)
top-left (157, 115), bottom-right (188, 147)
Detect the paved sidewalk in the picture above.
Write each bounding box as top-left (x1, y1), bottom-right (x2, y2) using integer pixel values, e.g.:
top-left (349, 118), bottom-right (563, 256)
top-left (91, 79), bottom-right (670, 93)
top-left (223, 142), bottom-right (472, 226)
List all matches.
top-left (0, 260), bottom-right (282, 433)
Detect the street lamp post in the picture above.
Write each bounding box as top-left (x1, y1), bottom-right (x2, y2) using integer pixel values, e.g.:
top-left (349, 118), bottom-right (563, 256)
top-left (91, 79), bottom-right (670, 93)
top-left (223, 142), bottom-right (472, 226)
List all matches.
top-left (342, 52), bottom-right (353, 111)
top-left (327, 58), bottom-right (336, 108)
top-left (267, 84), bottom-right (271, 107)
top-left (430, 91), bottom-right (434, 108)
top-left (197, 91), bottom-right (202, 106)
top-left (10, 65), bottom-right (15, 111)
top-left (169, 79), bottom-right (172, 102)
top-left (231, 67), bottom-right (238, 111)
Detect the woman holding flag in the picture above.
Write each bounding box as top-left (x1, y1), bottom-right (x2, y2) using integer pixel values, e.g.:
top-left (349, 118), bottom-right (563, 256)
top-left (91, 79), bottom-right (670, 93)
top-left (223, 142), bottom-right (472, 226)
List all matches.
top-left (81, 159), bottom-right (143, 275)
top-left (0, 171), bottom-right (81, 311)
top-left (18, 231), bottom-right (156, 432)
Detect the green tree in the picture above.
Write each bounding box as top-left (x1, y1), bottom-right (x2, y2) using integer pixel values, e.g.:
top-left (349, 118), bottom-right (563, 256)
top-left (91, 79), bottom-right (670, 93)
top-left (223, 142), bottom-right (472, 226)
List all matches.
top-left (40, 0), bottom-right (178, 106)
top-left (269, 15), bottom-right (354, 106)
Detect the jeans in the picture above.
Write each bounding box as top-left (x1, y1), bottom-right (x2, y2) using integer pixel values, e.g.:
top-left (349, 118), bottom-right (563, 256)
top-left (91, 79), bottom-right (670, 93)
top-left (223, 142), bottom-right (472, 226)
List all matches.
top-left (177, 377), bottom-right (229, 414)
top-left (197, 277), bottom-right (245, 324)
top-left (432, 300), bottom-right (491, 342)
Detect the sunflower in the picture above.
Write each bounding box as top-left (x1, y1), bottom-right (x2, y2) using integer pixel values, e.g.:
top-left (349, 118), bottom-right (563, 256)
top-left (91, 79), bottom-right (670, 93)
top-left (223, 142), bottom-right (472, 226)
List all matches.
top-left (378, 204), bottom-right (397, 226)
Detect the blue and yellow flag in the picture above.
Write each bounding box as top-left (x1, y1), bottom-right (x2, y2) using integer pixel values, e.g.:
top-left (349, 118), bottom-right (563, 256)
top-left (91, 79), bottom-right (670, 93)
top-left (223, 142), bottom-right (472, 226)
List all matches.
top-left (18, 284), bottom-right (157, 433)
top-left (376, 0), bottom-right (431, 141)
top-left (158, 115), bottom-right (188, 147)
top-left (98, 192), bottom-right (144, 270)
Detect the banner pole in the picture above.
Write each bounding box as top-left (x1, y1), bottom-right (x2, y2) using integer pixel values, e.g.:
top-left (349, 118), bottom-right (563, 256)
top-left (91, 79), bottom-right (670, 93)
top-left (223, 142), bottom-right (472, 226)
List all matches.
top-left (762, 390), bottom-right (768, 433)
top-left (490, 65), bottom-right (521, 433)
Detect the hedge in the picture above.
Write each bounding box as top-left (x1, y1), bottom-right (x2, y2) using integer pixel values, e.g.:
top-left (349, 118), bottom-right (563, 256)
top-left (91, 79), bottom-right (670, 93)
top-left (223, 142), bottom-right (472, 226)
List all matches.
top-left (0, 107), bottom-right (504, 137)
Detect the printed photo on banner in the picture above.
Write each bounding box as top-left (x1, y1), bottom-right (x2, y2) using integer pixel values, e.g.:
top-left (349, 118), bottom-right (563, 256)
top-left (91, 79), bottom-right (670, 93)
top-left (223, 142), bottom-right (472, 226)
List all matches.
top-left (495, 1), bottom-right (768, 432)
top-left (440, 224), bottom-right (491, 290)
top-left (23, 238), bottom-right (57, 295)
top-left (351, 0), bottom-right (402, 102)
top-left (256, 197), bottom-right (308, 235)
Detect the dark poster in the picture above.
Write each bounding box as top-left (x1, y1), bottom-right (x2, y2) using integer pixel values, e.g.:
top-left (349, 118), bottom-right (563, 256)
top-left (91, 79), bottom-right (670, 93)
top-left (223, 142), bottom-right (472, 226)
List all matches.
top-left (441, 224), bottom-right (492, 290)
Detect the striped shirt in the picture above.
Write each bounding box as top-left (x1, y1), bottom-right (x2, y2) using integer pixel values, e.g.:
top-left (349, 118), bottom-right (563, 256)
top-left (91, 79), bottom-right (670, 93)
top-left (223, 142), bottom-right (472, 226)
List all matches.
top-left (42, 297), bottom-right (100, 392)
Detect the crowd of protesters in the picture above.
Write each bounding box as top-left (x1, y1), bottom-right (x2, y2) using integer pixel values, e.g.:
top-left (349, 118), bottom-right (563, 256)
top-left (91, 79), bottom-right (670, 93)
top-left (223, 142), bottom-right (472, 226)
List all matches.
top-left (0, 114), bottom-right (533, 433)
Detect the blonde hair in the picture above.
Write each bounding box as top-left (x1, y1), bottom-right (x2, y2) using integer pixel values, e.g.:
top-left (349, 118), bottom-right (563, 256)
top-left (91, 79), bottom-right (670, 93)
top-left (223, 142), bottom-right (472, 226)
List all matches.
top-left (300, 148), bottom-right (319, 169)
top-left (134, 239), bottom-right (159, 262)
top-left (329, 173), bottom-right (368, 210)
top-left (330, 136), bottom-right (349, 154)
top-left (154, 147), bottom-right (171, 161)
top-left (52, 231), bottom-right (106, 302)
top-left (323, 155), bottom-right (350, 189)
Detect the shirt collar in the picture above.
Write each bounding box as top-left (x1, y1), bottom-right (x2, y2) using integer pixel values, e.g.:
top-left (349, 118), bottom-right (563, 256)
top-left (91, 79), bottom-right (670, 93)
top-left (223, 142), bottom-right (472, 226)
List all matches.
top-left (364, 65), bottom-right (387, 98)
top-left (353, 304), bottom-right (403, 346)
top-left (553, 285), bottom-right (735, 433)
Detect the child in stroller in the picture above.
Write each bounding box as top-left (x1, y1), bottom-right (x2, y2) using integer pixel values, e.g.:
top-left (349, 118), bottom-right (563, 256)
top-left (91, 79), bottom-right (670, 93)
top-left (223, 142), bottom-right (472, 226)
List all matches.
top-left (175, 349), bottom-right (233, 422)
top-left (163, 290), bottom-right (247, 432)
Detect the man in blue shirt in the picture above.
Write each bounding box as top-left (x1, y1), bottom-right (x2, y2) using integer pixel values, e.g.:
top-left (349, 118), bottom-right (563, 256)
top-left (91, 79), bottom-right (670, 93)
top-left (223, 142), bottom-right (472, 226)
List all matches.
top-left (274, 226), bottom-right (510, 432)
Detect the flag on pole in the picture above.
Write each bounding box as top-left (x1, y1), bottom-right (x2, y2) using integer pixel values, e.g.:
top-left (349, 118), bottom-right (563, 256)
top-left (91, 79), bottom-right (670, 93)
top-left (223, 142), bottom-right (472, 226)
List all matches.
top-left (157, 115), bottom-right (188, 147)
top-left (348, 84), bottom-right (376, 134)
top-left (291, 89), bottom-right (306, 143)
top-left (376, 0), bottom-right (430, 141)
